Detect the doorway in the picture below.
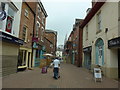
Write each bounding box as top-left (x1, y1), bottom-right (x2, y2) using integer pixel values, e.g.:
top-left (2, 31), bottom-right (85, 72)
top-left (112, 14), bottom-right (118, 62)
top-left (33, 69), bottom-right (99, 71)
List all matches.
top-left (28, 52), bottom-right (30, 68)
top-left (118, 49), bottom-right (120, 81)
top-left (84, 52), bottom-right (91, 70)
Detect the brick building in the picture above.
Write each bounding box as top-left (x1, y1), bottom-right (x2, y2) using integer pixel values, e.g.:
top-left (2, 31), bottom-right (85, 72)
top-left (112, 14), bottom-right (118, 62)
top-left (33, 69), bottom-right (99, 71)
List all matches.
top-left (64, 31), bottom-right (73, 64)
top-left (29, 1), bottom-right (48, 67)
top-left (65, 19), bottom-right (83, 67)
top-left (45, 30), bottom-right (57, 56)
top-left (18, 2), bottom-right (35, 70)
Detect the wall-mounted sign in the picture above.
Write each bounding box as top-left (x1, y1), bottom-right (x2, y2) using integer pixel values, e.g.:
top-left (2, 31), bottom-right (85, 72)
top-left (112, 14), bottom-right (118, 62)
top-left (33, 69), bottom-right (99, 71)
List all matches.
top-left (0, 11), bottom-right (6, 21)
top-left (83, 46), bottom-right (92, 52)
top-left (108, 37), bottom-right (120, 48)
top-left (32, 37), bottom-right (38, 42)
top-left (0, 31), bottom-right (24, 45)
top-left (6, 16), bottom-right (13, 33)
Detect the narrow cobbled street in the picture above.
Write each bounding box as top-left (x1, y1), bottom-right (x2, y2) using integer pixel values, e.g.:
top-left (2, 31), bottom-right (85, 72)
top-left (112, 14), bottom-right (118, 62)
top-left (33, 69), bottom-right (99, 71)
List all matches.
top-left (2, 63), bottom-right (118, 88)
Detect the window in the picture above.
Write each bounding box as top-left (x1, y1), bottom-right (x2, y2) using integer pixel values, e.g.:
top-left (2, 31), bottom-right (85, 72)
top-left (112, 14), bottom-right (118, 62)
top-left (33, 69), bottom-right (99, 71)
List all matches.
top-left (24, 9), bottom-right (29, 18)
top-left (42, 13), bottom-right (45, 25)
top-left (36, 22), bottom-right (40, 37)
top-left (41, 27), bottom-right (44, 42)
top-left (97, 12), bottom-right (102, 31)
top-left (37, 5), bottom-right (41, 19)
top-left (22, 26), bottom-right (27, 42)
top-left (86, 25), bottom-right (88, 40)
top-left (5, 4), bottom-right (16, 33)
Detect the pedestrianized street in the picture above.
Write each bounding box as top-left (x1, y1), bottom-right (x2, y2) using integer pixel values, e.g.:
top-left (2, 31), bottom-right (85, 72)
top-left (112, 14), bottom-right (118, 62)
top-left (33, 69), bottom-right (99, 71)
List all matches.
top-left (2, 63), bottom-right (118, 88)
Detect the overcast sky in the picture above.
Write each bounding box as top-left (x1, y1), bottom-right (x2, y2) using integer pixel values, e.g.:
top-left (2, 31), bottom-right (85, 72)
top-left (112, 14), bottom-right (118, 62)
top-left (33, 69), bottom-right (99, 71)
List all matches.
top-left (42, 0), bottom-right (91, 46)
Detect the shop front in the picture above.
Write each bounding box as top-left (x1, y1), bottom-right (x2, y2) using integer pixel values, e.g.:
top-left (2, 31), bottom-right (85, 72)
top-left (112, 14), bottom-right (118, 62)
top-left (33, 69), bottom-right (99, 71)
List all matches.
top-left (83, 46), bottom-right (92, 70)
top-left (0, 31), bottom-right (24, 76)
top-left (108, 37), bottom-right (120, 80)
top-left (18, 47), bottom-right (32, 70)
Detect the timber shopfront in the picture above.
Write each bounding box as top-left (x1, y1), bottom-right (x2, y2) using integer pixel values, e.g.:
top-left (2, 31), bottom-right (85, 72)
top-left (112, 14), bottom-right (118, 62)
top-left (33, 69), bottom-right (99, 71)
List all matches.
top-left (108, 37), bottom-right (120, 80)
top-left (83, 46), bottom-right (92, 70)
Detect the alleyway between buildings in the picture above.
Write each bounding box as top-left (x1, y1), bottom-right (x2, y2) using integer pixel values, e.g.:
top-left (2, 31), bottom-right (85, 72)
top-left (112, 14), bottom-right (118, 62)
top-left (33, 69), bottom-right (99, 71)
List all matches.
top-left (2, 63), bottom-right (118, 88)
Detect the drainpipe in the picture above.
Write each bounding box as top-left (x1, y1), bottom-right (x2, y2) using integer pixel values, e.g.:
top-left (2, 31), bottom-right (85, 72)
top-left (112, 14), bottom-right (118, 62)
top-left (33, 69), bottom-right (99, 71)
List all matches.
top-left (31, 6), bottom-right (36, 68)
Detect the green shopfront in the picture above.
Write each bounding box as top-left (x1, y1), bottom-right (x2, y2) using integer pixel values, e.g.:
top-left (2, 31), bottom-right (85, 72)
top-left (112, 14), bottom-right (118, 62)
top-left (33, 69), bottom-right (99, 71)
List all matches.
top-left (83, 46), bottom-right (92, 70)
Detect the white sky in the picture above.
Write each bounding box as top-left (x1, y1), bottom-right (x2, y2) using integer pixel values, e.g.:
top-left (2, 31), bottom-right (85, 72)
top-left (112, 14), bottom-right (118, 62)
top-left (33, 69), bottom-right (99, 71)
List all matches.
top-left (42, 0), bottom-right (91, 46)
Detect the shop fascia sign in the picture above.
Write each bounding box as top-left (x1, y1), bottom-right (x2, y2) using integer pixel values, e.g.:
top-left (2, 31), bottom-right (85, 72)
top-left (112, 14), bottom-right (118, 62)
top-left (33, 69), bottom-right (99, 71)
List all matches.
top-left (108, 37), bottom-right (120, 48)
top-left (0, 31), bottom-right (24, 45)
top-left (83, 46), bottom-right (92, 52)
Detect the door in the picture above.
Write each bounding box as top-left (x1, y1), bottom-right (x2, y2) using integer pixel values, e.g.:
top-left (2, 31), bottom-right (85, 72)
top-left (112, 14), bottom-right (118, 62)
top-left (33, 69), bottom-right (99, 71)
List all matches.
top-left (118, 49), bottom-right (120, 80)
top-left (28, 52), bottom-right (30, 68)
top-left (98, 46), bottom-right (103, 66)
top-left (87, 52), bottom-right (91, 70)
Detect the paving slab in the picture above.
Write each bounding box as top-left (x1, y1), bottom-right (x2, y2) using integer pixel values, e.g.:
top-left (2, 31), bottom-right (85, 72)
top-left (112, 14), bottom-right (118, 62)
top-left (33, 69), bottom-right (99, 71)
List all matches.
top-left (2, 63), bottom-right (119, 88)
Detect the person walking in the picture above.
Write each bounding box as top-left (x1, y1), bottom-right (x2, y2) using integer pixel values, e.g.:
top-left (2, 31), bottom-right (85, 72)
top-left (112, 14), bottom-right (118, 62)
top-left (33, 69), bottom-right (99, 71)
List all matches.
top-left (53, 57), bottom-right (60, 79)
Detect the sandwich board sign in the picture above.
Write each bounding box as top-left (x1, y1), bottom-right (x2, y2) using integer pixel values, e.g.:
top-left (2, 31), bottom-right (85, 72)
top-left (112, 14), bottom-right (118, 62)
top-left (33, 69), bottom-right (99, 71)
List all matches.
top-left (94, 68), bottom-right (102, 82)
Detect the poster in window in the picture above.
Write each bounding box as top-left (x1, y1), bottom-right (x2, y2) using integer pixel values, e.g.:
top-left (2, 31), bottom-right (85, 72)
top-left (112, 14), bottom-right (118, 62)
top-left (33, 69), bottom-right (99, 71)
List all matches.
top-left (6, 16), bottom-right (13, 33)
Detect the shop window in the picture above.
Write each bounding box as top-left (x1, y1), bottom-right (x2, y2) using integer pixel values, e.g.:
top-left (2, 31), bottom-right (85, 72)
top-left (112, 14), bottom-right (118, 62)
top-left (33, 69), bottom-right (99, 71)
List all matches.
top-left (36, 49), bottom-right (40, 58)
top-left (18, 50), bottom-right (27, 66)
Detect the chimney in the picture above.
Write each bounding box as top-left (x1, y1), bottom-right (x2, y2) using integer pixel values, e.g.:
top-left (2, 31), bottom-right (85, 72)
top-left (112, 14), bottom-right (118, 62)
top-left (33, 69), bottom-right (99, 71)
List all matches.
top-left (92, 0), bottom-right (97, 7)
top-left (86, 8), bottom-right (91, 15)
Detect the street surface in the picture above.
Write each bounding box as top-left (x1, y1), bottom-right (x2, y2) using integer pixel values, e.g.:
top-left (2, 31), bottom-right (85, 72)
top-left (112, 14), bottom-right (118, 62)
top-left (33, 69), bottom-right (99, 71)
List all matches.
top-left (2, 63), bottom-right (119, 88)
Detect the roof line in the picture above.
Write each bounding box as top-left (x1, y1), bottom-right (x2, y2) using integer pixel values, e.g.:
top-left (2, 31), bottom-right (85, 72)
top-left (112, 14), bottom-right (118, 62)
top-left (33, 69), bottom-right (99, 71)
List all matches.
top-left (80, 1), bottom-right (106, 28)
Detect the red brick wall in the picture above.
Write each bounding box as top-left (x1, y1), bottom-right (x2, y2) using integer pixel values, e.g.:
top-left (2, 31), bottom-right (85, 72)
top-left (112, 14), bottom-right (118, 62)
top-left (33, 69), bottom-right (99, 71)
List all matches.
top-left (19, 2), bottom-right (34, 48)
top-left (45, 32), bottom-right (57, 55)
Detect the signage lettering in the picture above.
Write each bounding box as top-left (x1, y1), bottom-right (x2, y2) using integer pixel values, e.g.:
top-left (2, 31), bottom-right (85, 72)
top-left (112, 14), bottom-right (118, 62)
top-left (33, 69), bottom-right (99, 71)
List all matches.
top-left (108, 37), bottom-right (120, 48)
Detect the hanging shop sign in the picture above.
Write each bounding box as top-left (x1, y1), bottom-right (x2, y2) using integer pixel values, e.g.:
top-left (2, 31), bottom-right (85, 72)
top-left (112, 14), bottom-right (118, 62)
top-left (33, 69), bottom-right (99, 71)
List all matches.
top-left (0, 31), bottom-right (24, 45)
top-left (108, 37), bottom-right (120, 48)
top-left (0, 11), bottom-right (7, 21)
top-left (83, 46), bottom-right (92, 52)
top-left (32, 37), bottom-right (38, 42)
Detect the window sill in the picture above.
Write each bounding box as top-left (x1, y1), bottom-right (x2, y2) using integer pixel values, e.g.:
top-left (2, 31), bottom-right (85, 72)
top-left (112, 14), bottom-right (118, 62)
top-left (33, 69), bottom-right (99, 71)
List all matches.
top-left (24, 15), bottom-right (29, 19)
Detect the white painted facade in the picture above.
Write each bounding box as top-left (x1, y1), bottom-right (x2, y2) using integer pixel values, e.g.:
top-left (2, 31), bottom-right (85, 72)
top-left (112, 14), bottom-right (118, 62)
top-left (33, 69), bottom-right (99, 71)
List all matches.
top-left (0, 1), bottom-right (22, 37)
top-left (83, 2), bottom-right (119, 79)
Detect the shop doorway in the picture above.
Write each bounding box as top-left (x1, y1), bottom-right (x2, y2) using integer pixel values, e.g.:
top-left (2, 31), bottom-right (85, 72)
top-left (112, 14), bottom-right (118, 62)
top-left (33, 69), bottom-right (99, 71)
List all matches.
top-left (118, 49), bottom-right (120, 80)
top-left (84, 52), bottom-right (91, 70)
top-left (28, 52), bottom-right (30, 68)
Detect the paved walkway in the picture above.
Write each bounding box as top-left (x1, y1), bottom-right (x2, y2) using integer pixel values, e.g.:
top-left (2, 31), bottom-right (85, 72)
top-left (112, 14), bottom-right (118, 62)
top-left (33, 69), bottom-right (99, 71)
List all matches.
top-left (2, 63), bottom-right (119, 88)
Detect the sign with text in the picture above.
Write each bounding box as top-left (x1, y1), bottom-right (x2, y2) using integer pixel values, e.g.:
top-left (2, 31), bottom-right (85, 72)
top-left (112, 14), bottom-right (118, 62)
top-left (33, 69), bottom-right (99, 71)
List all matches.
top-left (94, 68), bottom-right (102, 82)
top-left (108, 37), bottom-right (120, 48)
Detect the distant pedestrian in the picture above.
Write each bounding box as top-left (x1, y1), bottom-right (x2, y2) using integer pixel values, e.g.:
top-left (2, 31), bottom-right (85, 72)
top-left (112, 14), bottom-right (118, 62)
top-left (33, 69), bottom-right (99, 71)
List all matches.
top-left (53, 57), bottom-right (60, 79)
